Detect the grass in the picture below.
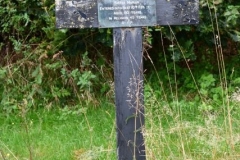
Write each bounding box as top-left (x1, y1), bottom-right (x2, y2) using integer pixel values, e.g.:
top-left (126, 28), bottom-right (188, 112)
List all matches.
top-left (0, 2), bottom-right (239, 159)
top-left (144, 98), bottom-right (240, 160)
top-left (0, 103), bottom-right (116, 160)
top-left (1, 96), bottom-right (240, 160)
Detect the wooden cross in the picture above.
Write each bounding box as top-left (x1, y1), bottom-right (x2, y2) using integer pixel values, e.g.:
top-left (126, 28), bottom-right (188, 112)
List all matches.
top-left (55, 0), bottom-right (199, 159)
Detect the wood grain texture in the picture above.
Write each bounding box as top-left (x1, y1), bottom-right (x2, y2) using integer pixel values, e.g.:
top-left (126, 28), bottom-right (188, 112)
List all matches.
top-left (113, 28), bottom-right (145, 160)
top-left (55, 0), bottom-right (199, 28)
top-left (56, 0), bottom-right (98, 28)
top-left (55, 1), bottom-right (199, 160)
top-left (156, 0), bottom-right (199, 25)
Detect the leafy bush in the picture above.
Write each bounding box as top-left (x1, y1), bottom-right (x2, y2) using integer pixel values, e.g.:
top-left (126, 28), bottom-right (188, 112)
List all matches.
top-left (0, 0), bottom-right (113, 113)
top-left (0, 0), bottom-right (239, 112)
top-left (146, 0), bottom-right (240, 105)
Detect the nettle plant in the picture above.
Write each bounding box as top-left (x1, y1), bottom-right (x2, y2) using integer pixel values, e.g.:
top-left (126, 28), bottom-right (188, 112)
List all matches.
top-left (0, 0), bottom-right (108, 113)
top-left (143, 1), bottom-right (240, 111)
top-left (0, 50), bottom-right (99, 113)
top-left (0, 0), bottom-right (239, 113)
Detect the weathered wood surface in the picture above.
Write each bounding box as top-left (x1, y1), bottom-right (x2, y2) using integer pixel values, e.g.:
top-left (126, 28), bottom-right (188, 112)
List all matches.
top-left (56, 0), bottom-right (199, 28)
top-left (55, 0), bottom-right (98, 28)
top-left (55, 1), bottom-right (199, 160)
top-left (156, 0), bottom-right (199, 25)
top-left (113, 28), bottom-right (145, 160)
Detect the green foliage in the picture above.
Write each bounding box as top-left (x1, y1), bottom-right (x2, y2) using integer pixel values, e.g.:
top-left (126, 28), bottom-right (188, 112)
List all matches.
top-left (0, 0), bottom-right (113, 113)
top-left (0, 0), bottom-right (239, 113)
top-left (146, 0), bottom-right (240, 108)
top-left (198, 72), bottom-right (216, 96)
top-left (0, 105), bottom-right (116, 159)
top-left (1, 1), bottom-right (240, 159)
top-left (58, 105), bottom-right (88, 121)
top-left (0, 49), bottom-right (101, 113)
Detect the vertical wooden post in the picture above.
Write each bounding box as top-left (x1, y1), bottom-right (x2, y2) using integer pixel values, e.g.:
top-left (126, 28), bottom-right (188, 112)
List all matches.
top-left (113, 27), bottom-right (145, 160)
top-left (56, 1), bottom-right (199, 159)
